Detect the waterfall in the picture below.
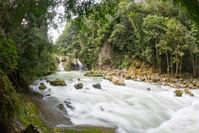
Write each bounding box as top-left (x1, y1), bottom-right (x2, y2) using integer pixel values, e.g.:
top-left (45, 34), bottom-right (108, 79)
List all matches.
top-left (58, 57), bottom-right (64, 71)
top-left (76, 58), bottom-right (83, 71)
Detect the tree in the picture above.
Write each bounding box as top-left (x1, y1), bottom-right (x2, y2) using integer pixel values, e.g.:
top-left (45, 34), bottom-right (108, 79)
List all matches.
top-left (161, 18), bottom-right (189, 74)
top-left (142, 15), bottom-right (166, 72)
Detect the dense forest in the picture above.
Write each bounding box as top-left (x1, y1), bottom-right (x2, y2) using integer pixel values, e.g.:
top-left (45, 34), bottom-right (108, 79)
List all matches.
top-left (0, 0), bottom-right (199, 133)
top-left (56, 0), bottom-right (199, 76)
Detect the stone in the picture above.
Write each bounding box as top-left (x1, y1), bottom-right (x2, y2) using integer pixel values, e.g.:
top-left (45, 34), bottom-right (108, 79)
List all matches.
top-left (64, 101), bottom-right (74, 110)
top-left (49, 79), bottom-right (66, 86)
top-left (184, 88), bottom-right (190, 93)
top-left (112, 76), bottom-right (125, 86)
top-left (147, 88), bottom-right (151, 91)
top-left (93, 83), bottom-right (101, 89)
top-left (189, 92), bottom-right (194, 97)
top-left (103, 76), bottom-right (112, 81)
top-left (57, 103), bottom-right (67, 113)
top-left (174, 89), bottom-right (183, 97)
top-left (39, 83), bottom-right (47, 90)
top-left (74, 83), bottom-right (83, 89)
top-left (43, 94), bottom-right (51, 97)
top-left (188, 84), bottom-right (194, 89)
top-left (125, 75), bottom-right (132, 80)
top-left (22, 124), bottom-right (40, 133)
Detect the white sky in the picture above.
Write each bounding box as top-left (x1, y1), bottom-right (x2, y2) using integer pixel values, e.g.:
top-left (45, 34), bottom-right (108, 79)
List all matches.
top-left (48, 4), bottom-right (66, 43)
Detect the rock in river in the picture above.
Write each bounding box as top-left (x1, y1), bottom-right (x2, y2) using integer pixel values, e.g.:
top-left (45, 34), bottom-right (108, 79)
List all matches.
top-left (112, 76), bottom-right (125, 86)
top-left (174, 89), bottom-right (183, 97)
top-left (57, 103), bottom-right (67, 113)
top-left (39, 83), bottom-right (47, 90)
top-left (49, 79), bottom-right (66, 86)
top-left (74, 83), bottom-right (83, 89)
top-left (93, 83), bottom-right (102, 89)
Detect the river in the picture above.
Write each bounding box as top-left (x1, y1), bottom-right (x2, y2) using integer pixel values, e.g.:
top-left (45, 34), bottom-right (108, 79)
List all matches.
top-left (31, 70), bottom-right (199, 133)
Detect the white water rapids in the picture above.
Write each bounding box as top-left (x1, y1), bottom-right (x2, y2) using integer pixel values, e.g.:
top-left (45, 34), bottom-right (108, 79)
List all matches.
top-left (32, 71), bottom-right (199, 133)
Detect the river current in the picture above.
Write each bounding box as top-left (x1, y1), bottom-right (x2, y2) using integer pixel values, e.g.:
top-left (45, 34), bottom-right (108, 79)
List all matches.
top-left (32, 71), bottom-right (199, 133)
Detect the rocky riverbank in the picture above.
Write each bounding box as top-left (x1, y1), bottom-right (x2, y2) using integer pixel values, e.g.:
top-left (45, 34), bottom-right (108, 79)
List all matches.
top-left (85, 68), bottom-right (199, 90)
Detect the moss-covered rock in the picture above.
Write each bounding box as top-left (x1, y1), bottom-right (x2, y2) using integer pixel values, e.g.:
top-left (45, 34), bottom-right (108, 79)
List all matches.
top-left (39, 83), bottom-right (47, 90)
top-left (74, 83), bottom-right (83, 89)
top-left (49, 79), bottom-right (66, 86)
top-left (174, 89), bottom-right (183, 97)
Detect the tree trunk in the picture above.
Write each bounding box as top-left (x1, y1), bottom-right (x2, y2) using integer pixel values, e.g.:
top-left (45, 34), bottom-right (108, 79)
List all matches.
top-left (166, 51), bottom-right (170, 74)
top-left (155, 36), bottom-right (161, 73)
top-left (175, 54), bottom-right (179, 75)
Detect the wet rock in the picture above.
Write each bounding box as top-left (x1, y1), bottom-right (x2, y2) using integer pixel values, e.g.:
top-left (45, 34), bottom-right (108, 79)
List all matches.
top-left (39, 83), bottom-right (47, 90)
top-left (147, 88), bottom-right (151, 91)
top-left (43, 94), bottom-right (51, 97)
top-left (100, 106), bottom-right (104, 111)
top-left (64, 101), bottom-right (74, 110)
top-left (174, 89), bottom-right (183, 97)
top-left (74, 83), bottom-right (83, 89)
top-left (112, 76), bottom-right (125, 86)
top-left (57, 104), bottom-right (67, 113)
top-left (22, 124), bottom-right (40, 133)
top-left (49, 79), bottom-right (66, 86)
top-left (93, 83), bottom-right (101, 89)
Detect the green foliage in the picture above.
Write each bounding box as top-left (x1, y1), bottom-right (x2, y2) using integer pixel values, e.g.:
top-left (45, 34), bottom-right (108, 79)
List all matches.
top-left (79, 46), bottom-right (99, 69)
top-left (17, 100), bottom-right (50, 132)
top-left (109, 24), bottom-right (134, 53)
top-left (172, 0), bottom-right (199, 26)
top-left (0, 39), bottom-right (18, 73)
top-left (0, 69), bottom-right (19, 132)
top-left (57, 0), bottom-right (199, 75)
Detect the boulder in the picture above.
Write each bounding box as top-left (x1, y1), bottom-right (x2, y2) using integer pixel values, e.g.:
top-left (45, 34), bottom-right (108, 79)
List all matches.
top-left (22, 124), bottom-right (40, 133)
top-left (74, 83), bottom-right (83, 89)
top-left (93, 83), bottom-right (101, 89)
top-left (49, 79), bottom-right (66, 86)
top-left (39, 83), bottom-right (47, 90)
top-left (174, 89), bottom-right (183, 97)
top-left (112, 76), bottom-right (125, 86)
top-left (146, 88), bottom-right (151, 91)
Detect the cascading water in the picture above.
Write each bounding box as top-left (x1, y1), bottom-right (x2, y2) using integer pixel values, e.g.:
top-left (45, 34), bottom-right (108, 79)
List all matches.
top-left (76, 58), bottom-right (83, 71)
top-left (32, 71), bottom-right (199, 133)
top-left (58, 57), bottom-right (64, 71)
